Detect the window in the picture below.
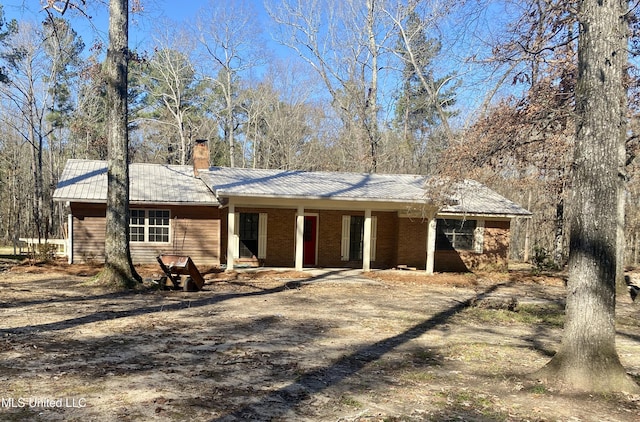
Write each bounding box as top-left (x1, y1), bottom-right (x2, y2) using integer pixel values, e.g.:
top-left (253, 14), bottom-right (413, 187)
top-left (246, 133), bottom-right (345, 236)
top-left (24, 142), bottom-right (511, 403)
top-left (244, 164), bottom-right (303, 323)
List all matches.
top-left (130, 209), bottom-right (146, 242)
top-left (239, 213), bottom-right (259, 258)
top-left (349, 216), bottom-right (365, 260)
top-left (341, 215), bottom-right (377, 261)
top-left (129, 209), bottom-right (170, 243)
top-left (436, 219), bottom-right (476, 250)
top-left (148, 210), bottom-right (170, 242)
top-left (231, 212), bottom-right (267, 260)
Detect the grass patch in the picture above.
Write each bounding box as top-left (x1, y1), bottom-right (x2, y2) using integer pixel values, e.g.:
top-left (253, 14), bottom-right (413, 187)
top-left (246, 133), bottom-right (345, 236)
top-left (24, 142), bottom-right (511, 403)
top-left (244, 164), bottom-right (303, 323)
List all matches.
top-left (403, 370), bottom-right (438, 383)
top-left (527, 383), bottom-right (549, 394)
top-left (435, 389), bottom-right (510, 421)
top-left (617, 314), bottom-right (640, 328)
top-left (456, 303), bottom-right (564, 327)
top-left (338, 395), bottom-right (363, 408)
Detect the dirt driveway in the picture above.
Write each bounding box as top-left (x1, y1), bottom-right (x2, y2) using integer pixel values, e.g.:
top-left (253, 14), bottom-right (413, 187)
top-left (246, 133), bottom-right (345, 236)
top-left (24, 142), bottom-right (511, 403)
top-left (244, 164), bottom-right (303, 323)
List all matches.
top-left (1, 262), bottom-right (639, 421)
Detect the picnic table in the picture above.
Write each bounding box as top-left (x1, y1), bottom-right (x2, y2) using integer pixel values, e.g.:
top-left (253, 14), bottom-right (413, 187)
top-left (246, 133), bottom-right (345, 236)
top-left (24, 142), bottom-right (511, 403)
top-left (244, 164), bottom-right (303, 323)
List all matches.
top-left (156, 254), bottom-right (205, 292)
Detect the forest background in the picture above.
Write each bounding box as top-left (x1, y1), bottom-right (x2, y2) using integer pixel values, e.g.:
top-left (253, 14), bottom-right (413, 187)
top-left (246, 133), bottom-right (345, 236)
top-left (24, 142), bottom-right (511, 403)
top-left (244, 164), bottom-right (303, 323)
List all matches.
top-left (1, 0), bottom-right (639, 269)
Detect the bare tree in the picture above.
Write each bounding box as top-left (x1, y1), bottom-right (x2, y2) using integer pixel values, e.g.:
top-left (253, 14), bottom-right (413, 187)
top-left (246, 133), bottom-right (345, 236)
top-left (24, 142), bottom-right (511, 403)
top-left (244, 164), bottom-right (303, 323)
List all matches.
top-left (196, 0), bottom-right (264, 168)
top-left (267, 0), bottom-right (395, 173)
top-left (0, 18), bottom-right (82, 244)
top-left (533, 0), bottom-right (638, 393)
top-left (383, 0), bottom-right (458, 145)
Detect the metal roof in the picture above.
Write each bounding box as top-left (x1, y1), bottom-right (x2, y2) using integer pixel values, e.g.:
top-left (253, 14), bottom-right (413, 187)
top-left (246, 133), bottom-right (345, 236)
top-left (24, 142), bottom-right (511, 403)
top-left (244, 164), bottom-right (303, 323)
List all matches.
top-left (198, 166), bottom-right (429, 202)
top-left (199, 167), bottom-right (532, 217)
top-left (440, 180), bottom-right (532, 217)
top-left (53, 159), bottom-right (219, 205)
top-left (54, 160), bottom-right (531, 217)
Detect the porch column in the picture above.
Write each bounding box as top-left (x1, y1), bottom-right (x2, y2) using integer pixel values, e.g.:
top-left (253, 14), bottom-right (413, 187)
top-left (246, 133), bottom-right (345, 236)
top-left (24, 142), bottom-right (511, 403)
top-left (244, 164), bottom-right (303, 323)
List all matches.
top-left (227, 203), bottom-right (236, 271)
top-left (67, 211), bottom-right (73, 264)
top-left (363, 209), bottom-right (372, 272)
top-left (426, 217), bottom-right (437, 274)
top-left (295, 205), bottom-right (305, 271)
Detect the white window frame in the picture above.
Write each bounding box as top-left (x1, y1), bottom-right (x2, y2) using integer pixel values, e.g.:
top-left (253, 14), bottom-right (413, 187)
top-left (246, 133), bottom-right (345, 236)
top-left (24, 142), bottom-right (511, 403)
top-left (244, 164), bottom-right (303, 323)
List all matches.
top-left (437, 218), bottom-right (481, 252)
top-left (129, 209), bottom-right (171, 243)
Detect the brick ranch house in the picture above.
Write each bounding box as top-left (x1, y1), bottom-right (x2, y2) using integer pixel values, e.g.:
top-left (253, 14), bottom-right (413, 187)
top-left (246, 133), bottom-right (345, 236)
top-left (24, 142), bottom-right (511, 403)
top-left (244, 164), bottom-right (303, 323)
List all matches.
top-left (53, 142), bottom-right (531, 273)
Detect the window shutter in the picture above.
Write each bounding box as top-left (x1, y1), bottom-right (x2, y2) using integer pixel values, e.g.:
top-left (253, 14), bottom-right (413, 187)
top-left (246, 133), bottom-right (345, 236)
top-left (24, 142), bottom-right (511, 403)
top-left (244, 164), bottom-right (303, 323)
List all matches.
top-left (474, 220), bottom-right (485, 253)
top-left (233, 213), bottom-right (240, 259)
top-left (370, 216), bottom-right (378, 261)
top-left (258, 213), bottom-right (268, 259)
top-left (341, 215), bottom-right (351, 261)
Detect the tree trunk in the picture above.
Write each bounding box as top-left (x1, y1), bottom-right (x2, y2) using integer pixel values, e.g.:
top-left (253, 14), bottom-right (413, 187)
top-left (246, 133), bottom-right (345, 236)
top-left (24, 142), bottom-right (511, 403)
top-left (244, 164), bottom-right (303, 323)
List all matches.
top-left (365, 0), bottom-right (379, 173)
top-left (100, 0), bottom-right (140, 288)
top-left (552, 198), bottom-right (564, 267)
top-left (533, 0), bottom-right (638, 392)
top-left (225, 70), bottom-right (235, 168)
top-left (523, 190), bottom-right (532, 262)
top-left (616, 135), bottom-right (628, 294)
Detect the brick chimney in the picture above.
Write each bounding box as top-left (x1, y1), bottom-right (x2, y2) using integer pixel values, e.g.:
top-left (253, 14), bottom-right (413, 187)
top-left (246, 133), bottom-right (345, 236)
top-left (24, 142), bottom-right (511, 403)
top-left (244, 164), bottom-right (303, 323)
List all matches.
top-left (193, 139), bottom-right (210, 177)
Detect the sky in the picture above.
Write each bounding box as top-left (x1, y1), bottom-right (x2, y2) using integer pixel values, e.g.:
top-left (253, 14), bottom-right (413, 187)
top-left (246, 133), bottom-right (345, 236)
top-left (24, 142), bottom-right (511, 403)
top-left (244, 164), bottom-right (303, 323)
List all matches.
top-left (0, 0), bottom-right (511, 122)
top-left (0, 1), bottom-right (278, 50)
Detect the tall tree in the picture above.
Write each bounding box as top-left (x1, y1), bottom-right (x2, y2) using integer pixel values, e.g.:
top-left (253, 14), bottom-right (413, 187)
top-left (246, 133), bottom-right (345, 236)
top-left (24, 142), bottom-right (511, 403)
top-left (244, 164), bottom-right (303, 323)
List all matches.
top-left (0, 4), bottom-right (18, 83)
top-left (196, 0), bottom-right (264, 168)
top-left (534, 0), bottom-right (638, 392)
top-left (70, 58), bottom-right (109, 159)
top-left (42, 0), bottom-right (141, 287)
top-left (392, 10), bottom-right (457, 173)
top-left (99, 0), bottom-right (140, 287)
top-left (136, 48), bottom-right (202, 164)
top-left (0, 17), bottom-right (82, 244)
top-left (268, 0), bottom-right (393, 173)
top-left (436, 0), bottom-right (578, 266)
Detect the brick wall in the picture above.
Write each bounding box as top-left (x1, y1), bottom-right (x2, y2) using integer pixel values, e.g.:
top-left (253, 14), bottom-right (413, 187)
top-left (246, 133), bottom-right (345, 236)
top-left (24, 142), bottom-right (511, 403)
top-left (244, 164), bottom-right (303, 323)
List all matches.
top-left (435, 219), bottom-right (510, 272)
top-left (310, 210), bottom-right (399, 268)
top-left (265, 209), bottom-right (296, 267)
top-left (315, 210), bottom-right (344, 267)
top-left (218, 207), bottom-right (512, 272)
top-left (396, 217), bottom-right (428, 269)
top-left (227, 207), bottom-right (296, 267)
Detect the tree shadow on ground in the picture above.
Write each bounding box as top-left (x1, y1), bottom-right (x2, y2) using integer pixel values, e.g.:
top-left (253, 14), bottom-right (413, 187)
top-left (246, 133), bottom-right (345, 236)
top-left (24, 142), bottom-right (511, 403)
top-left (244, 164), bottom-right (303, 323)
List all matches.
top-left (212, 283), bottom-right (506, 421)
top-left (0, 269), bottom-right (367, 336)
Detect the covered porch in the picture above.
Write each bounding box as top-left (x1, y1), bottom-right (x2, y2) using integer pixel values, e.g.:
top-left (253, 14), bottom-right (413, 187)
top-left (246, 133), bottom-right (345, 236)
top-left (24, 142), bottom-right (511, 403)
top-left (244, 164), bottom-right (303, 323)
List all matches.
top-left (222, 198), bottom-right (439, 274)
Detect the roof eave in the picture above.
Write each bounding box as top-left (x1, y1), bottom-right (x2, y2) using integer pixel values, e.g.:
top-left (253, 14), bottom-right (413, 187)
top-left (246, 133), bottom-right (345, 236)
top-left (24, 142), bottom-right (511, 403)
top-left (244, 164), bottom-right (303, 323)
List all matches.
top-left (54, 198), bottom-right (219, 206)
top-left (215, 191), bottom-right (428, 204)
top-left (436, 211), bottom-right (532, 219)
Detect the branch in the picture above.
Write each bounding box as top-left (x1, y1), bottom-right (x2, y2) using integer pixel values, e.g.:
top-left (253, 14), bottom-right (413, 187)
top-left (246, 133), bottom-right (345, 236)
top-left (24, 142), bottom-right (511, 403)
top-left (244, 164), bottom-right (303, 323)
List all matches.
top-left (42, 1), bottom-right (91, 19)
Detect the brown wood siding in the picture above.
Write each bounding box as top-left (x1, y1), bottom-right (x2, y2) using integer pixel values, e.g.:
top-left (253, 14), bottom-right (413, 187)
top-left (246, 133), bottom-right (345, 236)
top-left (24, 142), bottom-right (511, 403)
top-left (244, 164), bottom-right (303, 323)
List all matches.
top-left (71, 203), bottom-right (107, 263)
top-left (70, 203), bottom-right (221, 265)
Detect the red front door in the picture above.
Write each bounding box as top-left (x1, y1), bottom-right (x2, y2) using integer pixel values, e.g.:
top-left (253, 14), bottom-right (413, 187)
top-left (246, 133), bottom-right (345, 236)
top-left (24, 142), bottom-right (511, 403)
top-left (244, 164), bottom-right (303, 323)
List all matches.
top-left (303, 216), bottom-right (317, 266)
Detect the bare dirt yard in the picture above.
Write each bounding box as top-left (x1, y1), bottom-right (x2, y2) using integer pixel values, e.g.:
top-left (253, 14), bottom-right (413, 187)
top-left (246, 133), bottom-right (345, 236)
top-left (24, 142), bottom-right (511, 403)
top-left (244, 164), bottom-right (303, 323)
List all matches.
top-left (0, 258), bottom-right (639, 421)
